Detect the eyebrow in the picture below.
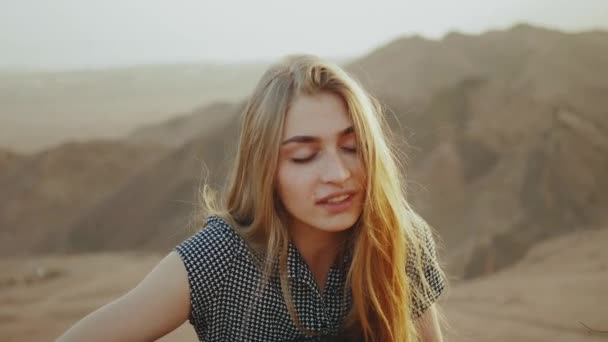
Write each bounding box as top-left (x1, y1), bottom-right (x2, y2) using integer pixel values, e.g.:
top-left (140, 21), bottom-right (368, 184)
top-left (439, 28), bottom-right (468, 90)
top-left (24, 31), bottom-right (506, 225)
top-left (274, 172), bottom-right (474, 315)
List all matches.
top-left (281, 126), bottom-right (354, 145)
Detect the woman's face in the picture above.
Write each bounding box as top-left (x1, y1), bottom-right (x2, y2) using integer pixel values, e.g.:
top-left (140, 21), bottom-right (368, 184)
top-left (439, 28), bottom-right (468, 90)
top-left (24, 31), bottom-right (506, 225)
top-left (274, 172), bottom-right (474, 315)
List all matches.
top-left (276, 91), bottom-right (366, 235)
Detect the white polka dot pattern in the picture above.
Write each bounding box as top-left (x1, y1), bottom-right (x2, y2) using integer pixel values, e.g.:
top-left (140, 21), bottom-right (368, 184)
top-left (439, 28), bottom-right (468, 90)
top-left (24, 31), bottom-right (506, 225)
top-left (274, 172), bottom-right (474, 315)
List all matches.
top-left (174, 215), bottom-right (445, 341)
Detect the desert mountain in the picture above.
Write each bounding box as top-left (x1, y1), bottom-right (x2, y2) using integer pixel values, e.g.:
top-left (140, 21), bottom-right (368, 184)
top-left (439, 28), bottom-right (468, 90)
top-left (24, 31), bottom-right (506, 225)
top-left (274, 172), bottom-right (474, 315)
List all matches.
top-left (127, 101), bottom-right (240, 148)
top-left (0, 140), bottom-right (167, 256)
top-left (2, 24), bottom-right (607, 281)
top-left (347, 24), bottom-right (608, 276)
top-left (0, 148), bottom-right (24, 179)
top-left (64, 104), bottom-right (243, 253)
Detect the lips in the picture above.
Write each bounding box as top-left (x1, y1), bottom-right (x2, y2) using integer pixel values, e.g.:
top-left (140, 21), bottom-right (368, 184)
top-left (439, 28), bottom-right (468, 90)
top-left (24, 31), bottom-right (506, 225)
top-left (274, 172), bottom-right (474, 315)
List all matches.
top-left (316, 190), bottom-right (357, 204)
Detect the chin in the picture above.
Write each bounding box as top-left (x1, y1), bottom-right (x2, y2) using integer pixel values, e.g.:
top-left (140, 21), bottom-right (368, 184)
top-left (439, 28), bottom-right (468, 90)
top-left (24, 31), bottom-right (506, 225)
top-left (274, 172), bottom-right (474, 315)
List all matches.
top-left (313, 212), bottom-right (360, 233)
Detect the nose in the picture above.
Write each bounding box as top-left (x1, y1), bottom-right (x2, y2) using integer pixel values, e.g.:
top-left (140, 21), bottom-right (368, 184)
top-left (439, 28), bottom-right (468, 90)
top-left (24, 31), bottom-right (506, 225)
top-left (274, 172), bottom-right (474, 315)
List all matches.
top-left (320, 150), bottom-right (351, 184)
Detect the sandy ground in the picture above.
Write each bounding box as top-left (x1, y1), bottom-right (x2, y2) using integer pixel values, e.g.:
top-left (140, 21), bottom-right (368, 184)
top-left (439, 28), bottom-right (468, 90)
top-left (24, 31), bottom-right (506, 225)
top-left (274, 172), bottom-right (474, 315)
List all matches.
top-left (1, 229), bottom-right (607, 341)
top-left (0, 252), bottom-right (196, 341)
top-left (443, 228), bottom-right (608, 341)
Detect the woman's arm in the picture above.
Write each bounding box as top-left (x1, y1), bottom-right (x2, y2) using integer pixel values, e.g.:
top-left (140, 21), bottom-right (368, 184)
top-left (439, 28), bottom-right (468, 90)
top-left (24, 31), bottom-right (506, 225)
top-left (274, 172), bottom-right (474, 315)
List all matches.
top-left (415, 304), bottom-right (444, 342)
top-left (56, 251), bottom-right (191, 342)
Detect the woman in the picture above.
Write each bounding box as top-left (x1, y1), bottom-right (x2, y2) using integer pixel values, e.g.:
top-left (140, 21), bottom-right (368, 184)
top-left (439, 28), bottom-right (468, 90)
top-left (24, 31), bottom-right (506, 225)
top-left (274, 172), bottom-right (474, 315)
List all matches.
top-left (58, 55), bottom-right (446, 341)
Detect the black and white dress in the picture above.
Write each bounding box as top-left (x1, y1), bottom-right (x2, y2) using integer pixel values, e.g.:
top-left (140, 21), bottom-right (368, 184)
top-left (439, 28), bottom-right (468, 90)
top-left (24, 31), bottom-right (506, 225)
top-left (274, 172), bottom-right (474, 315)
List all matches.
top-left (174, 215), bottom-right (445, 341)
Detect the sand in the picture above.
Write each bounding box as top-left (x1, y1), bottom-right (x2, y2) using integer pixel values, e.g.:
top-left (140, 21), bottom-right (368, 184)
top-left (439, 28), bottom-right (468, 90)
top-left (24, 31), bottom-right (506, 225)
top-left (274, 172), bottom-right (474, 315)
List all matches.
top-left (1, 228), bottom-right (607, 341)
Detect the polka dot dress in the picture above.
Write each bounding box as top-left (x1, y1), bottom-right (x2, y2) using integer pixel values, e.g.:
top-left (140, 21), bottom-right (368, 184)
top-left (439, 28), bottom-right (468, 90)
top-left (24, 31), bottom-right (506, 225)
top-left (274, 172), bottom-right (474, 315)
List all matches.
top-left (174, 215), bottom-right (445, 341)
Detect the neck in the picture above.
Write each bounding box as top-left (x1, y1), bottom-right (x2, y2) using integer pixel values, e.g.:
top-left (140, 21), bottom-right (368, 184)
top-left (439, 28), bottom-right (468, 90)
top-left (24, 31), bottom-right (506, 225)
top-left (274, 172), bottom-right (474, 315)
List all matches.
top-left (287, 219), bottom-right (350, 269)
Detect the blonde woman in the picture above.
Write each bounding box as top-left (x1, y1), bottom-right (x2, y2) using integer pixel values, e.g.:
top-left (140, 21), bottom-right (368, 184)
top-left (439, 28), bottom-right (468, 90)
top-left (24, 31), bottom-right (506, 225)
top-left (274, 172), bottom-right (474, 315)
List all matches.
top-left (59, 55), bottom-right (446, 342)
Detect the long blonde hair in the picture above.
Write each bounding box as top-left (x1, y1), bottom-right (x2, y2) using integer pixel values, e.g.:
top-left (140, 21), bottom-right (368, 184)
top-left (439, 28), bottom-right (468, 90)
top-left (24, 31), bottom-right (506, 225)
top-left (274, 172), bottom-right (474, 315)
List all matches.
top-left (200, 54), bottom-right (441, 342)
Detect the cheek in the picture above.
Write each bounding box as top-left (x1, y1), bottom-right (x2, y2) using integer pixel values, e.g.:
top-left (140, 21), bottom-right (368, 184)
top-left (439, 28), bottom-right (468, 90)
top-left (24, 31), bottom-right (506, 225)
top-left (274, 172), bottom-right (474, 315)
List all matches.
top-left (348, 157), bottom-right (366, 186)
top-left (276, 163), bottom-right (317, 205)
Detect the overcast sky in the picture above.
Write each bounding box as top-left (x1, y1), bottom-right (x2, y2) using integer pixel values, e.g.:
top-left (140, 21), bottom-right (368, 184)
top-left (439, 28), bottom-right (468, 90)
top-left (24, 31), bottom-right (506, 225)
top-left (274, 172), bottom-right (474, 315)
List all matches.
top-left (1, 0), bottom-right (607, 70)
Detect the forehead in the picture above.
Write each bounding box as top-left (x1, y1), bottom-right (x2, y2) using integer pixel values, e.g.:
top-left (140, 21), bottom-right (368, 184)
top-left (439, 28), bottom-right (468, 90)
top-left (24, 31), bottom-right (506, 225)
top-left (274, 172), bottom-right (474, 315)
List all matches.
top-left (283, 92), bottom-right (352, 138)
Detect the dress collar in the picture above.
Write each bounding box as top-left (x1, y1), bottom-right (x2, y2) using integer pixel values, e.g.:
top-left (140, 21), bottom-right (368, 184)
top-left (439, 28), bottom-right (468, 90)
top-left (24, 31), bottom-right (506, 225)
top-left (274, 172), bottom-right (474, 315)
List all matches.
top-left (286, 240), bottom-right (353, 279)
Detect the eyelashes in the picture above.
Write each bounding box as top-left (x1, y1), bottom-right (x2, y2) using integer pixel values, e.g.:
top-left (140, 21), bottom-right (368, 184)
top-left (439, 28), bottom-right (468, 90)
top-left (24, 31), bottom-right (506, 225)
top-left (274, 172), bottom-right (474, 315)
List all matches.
top-left (291, 156), bottom-right (315, 164)
top-left (291, 146), bottom-right (358, 164)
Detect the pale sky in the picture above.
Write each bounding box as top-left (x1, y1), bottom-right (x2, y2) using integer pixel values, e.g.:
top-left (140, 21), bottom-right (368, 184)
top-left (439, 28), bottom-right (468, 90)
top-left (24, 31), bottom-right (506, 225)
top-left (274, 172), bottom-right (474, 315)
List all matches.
top-left (1, 0), bottom-right (607, 70)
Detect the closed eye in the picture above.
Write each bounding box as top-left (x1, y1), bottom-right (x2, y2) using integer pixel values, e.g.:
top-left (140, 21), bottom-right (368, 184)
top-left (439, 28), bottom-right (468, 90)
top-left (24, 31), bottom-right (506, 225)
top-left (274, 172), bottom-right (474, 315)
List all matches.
top-left (291, 154), bottom-right (317, 163)
top-left (290, 146), bottom-right (356, 164)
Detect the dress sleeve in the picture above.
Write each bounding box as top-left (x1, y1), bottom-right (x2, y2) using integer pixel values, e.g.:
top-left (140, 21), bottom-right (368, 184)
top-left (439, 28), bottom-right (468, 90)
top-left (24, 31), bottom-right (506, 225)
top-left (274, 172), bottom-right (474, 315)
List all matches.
top-left (405, 210), bottom-right (446, 319)
top-left (173, 216), bottom-right (240, 326)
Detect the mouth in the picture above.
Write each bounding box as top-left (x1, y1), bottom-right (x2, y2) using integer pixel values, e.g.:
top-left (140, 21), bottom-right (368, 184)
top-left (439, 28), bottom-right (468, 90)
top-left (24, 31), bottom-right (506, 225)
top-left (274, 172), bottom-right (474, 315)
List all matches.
top-left (316, 190), bottom-right (357, 204)
top-left (316, 192), bottom-right (356, 213)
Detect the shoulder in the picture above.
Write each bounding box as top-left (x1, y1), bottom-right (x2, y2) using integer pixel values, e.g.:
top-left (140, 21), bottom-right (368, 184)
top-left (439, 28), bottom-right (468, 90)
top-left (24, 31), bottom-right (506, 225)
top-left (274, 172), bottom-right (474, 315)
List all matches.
top-left (404, 208), bottom-right (447, 318)
top-left (173, 215), bottom-right (250, 324)
top-left (175, 216), bottom-right (240, 257)
top-left (407, 209), bottom-right (437, 253)
top-left (173, 215), bottom-right (246, 292)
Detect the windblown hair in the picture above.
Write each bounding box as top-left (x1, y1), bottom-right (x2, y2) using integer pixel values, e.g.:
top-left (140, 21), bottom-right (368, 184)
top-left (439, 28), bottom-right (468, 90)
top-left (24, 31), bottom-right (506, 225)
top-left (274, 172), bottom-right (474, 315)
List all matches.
top-left (200, 54), bottom-right (442, 342)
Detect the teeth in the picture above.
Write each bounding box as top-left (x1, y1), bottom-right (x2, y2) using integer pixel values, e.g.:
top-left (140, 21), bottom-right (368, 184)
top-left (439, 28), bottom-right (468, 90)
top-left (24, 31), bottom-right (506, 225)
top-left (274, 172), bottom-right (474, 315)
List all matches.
top-left (326, 194), bottom-right (349, 203)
